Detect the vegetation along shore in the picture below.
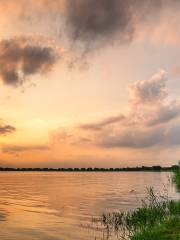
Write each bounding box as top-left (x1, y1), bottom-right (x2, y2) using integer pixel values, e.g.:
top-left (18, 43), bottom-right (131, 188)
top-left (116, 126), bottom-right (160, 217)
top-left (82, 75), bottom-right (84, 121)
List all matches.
top-left (99, 164), bottom-right (180, 240)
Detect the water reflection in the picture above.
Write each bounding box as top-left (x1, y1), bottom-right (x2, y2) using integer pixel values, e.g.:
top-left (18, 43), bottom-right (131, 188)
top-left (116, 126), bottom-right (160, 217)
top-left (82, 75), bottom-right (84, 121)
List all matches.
top-left (0, 172), bottom-right (179, 240)
top-left (0, 209), bottom-right (8, 221)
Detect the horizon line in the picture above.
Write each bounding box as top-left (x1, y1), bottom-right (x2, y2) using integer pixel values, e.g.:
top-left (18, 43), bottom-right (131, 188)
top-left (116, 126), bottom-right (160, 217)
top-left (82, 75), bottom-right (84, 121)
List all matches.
top-left (0, 165), bottom-right (179, 172)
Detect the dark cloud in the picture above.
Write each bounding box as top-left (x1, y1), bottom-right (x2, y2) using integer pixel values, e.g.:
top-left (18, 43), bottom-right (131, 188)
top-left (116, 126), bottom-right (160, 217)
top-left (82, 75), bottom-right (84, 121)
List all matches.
top-left (2, 144), bottom-right (49, 154)
top-left (65, 0), bottom-right (133, 50)
top-left (0, 124), bottom-right (16, 135)
top-left (0, 0), bottom-right (179, 57)
top-left (1, 1), bottom-right (180, 54)
top-left (0, 37), bottom-right (59, 87)
top-left (79, 114), bottom-right (125, 131)
top-left (64, 0), bottom-right (166, 52)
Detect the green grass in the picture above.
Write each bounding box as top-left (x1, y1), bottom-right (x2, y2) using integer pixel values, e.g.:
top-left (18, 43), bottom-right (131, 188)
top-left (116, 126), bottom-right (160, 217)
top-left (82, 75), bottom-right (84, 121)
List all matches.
top-left (132, 217), bottom-right (180, 240)
top-left (100, 188), bottom-right (180, 240)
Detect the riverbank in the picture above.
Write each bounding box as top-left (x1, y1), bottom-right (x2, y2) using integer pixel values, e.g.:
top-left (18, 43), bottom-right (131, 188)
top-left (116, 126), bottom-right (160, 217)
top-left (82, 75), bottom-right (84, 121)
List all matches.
top-left (132, 216), bottom-right (180, 240)
top-left (100, 170), bottom-right (180, 240)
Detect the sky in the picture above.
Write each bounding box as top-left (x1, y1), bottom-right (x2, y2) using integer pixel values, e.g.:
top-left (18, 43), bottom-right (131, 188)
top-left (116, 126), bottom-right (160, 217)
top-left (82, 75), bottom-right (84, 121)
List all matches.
top-left (0, 0), bottom-right (180, 168)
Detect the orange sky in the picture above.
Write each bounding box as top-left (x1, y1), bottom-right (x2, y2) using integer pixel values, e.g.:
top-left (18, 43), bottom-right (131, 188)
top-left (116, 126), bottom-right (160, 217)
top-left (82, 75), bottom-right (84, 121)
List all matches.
top-left (0, 0), bottom-right (180, 167)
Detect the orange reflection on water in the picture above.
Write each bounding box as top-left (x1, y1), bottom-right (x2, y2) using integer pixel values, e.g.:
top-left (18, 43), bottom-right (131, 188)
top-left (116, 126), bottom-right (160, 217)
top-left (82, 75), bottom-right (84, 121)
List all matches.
top-left (0, 172), bottom-right (179, 240)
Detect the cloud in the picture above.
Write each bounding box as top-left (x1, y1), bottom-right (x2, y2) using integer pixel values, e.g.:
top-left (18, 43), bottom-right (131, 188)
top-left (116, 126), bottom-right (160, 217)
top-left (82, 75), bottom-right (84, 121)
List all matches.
top-left (100, 126), bottom-right (165, 149)
top-left (0, 124), bottom-right (16, 135)
top-left (63, 0), bottom-right (180, 52)
top-left (147, 102), bottom-right (180, 126)
top-left (99, 124), bottom-right (180, 149)
top-left (65, 0), bottom-right (134, 50)
top-left (136, 1), bottom-right (180, 46)
top-left (50, 128), bottom-right (73, 144)
top-left (0, 36), bottom-right (60, 87)
top-left (1, 0), bottom-right (180, 54)
top-left (165, 124), bottom-right (180, 145)
top-left (2, 144), bottom-right (49, 154)
top-left (129, 70), bottom-right (168, 105)
top-left (128, 71), bottom-right (180, 127)
top-left (1, 0), bottom-right (180, 55)
top-left (79, 114), bottom-right (125, 131)
top-left (50, 128), bottom-right (92, 146)
top-left (0, 0), bottom-right (64, 20)
top-left (79, 70), bottom-right (180, 149)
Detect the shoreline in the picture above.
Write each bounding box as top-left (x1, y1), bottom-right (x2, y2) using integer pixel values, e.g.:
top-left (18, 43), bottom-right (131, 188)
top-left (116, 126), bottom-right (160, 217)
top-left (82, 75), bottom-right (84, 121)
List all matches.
top-left (0, 166), bottom-right (178, 172)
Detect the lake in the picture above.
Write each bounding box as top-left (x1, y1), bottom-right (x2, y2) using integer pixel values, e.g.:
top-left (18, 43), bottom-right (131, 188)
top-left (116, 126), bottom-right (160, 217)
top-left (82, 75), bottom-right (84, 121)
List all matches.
top-left (0, 172), bottom-right (179, 240)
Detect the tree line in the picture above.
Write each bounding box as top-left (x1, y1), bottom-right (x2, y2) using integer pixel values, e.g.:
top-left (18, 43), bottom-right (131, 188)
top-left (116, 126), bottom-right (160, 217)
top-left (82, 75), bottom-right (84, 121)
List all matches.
top-left (0, 165), bottom-right (179, 172)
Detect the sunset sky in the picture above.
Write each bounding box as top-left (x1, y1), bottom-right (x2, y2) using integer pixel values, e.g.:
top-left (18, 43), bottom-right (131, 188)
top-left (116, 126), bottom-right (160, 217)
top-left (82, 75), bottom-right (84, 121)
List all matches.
top-left (0, 0), bottom-right (180, 167)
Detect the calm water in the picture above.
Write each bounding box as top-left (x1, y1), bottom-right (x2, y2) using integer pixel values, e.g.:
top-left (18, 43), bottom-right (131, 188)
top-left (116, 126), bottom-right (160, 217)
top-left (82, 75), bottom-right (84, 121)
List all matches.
top-left (0, 172), bottom-right (179, 240)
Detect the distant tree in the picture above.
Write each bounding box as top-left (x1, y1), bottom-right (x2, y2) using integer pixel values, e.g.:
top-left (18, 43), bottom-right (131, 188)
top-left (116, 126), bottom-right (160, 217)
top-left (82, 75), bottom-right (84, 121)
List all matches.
top-left (152, 166), bottom-right (162, 171)
top-left (171, 165), bottom-right (179, 171)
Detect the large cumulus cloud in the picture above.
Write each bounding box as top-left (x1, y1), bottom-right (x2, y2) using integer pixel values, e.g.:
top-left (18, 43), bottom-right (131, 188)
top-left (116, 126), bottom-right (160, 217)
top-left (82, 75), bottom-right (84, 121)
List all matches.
top-left (78, 70), bottom-right (180, 149)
